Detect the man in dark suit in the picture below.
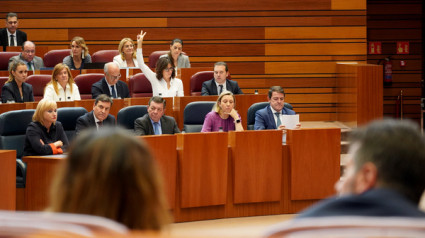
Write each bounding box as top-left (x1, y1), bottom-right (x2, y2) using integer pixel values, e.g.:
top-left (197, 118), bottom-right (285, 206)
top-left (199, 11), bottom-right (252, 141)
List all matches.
top-left (75, 94), bottom-right (116, 135)
top-left (296, 119), bottom-right (425, 218)
top-left (134, 96), bottom-right (180, 135)
top-left (91, 62), bottom-right (129, 99)
top-left (8, 41), bottom-right (44, 70)
top-left (201, 61), bottom-right (243, 96)
top-left (0, 12), bottom-right (27, 51)
top-left (254, 86), bottom-right (299, 131)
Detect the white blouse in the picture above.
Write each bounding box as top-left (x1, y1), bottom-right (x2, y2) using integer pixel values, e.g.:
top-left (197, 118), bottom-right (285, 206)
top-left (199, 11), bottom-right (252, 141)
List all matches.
top-left (113, 55), bottom-right (139, 68)
top-left (43, 83), bottom-right (81, 102)
top-left (136, 48), bottom-right (184, 97)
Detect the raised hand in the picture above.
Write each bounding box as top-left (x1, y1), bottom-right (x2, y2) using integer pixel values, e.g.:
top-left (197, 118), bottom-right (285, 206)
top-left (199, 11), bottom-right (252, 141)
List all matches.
top-left (137, 30), bottom-right (147, 48)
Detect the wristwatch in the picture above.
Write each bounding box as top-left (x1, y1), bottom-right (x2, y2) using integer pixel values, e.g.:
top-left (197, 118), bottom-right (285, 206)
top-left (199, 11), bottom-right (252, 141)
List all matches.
top-left (235, 119), bottom-right (241, 124)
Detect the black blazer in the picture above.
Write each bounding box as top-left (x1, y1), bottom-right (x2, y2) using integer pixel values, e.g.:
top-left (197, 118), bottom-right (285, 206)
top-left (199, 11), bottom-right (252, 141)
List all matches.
top-left (1, 80), bottom-right (34, 103)
top-left (201, 78), bottom-right (243, 96)
top-left (91, 77), bottom-right (130, 99)
top-left (23, 121), bottom-right (68, 156)
top-left (0, 28), bottom-right (27, 51)
top-left (134, 114), bottom-right (180, 135)
top-left (75, 111), bottom-right (116, 135)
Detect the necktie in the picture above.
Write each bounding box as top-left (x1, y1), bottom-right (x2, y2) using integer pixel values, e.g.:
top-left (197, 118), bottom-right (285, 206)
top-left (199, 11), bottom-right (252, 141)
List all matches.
top-left (97, 121), bottom-right (103, 130)
top-left (275, 112), bottom-right (282, 127)
top-left (110, 85), bottom-right (117, 98)
top-left (27, 62), bottom-right (32, 71)
top-left (10, 35), bottom-right (15, 46)
top-left (218, 85), bottom-right (223, 95)
top-left (153, 122), bottom-right (160, 135)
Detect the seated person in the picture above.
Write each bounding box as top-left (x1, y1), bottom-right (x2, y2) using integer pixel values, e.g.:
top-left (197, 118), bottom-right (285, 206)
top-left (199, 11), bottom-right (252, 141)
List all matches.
top-left (1, 61), bottom-right (34, 103)
top-left (0, 12), bottom-right (27, 51)
top-left (63, 36), bottom-right (92, 70)
top-left (113, 38), bottom-right (138, 68)
top-left (75, 94), bottom-right (115, 135)
top-left (43, 63), bottom-right (81, 101)
top-left (48, 127), bottom-right (171, 230)
top-left (295, 119), bottom-right (425, 218)
top-left (136, 30), bottom-right (184, 97)
top-left (134, 96), bottom-right (180, 135)
top-left (159, 38), bottom-right (190, 69)
top-left (23, 99), bottom-right (68, 156)
top-left (8, 41), bottom-right (44, 71)
top-left (201, 91), bottom-right (244, 132)
top-left (255, 86), bottom-right (299, 131)
top-left (91, 62), bottom-right (130, 99)
top-left (201, 61), bottom-right (243, 96)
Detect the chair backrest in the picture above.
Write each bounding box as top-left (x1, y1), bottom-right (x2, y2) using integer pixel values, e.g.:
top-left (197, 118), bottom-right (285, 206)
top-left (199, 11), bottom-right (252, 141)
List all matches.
top-left (26, 74), bottom-right (51, 101)
top-left (247, 102), bottom-right (294, 130)
top-left (0, 109), bottom-right (35, 158)
top-left (74, 73), bottom-right (105, 99)
top-left (128, 73), bottom-right (153, 98)
top-left (183, 101), bottom-right (215, 133)
top-left (148, 50), bottom-right (169, 68)
top-left (0, 76), bottom-right (9, 101)
top-left (92, 50), bottom-right (119, 63)
top-left (117, 105), bottom-right (148, 130)
top-left (0, 52), bottom-right (20, 70)
top-left (43, 49), bottom-right (70, 68)
top-left (190, 71), bottom-right (213, 96)
top-left (57, 107), bottom-right (88, 142)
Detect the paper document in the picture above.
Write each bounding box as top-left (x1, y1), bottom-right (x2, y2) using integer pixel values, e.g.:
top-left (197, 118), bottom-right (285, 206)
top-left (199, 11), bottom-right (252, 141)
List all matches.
top-left (281, 114), bottom-right (299, 129)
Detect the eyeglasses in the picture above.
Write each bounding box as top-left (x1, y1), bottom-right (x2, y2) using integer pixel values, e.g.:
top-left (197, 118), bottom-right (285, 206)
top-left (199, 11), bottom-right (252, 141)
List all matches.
top-left (164, 67), bottom-right (174, 72)
top-left (108, 73), bottom-right (121, 80)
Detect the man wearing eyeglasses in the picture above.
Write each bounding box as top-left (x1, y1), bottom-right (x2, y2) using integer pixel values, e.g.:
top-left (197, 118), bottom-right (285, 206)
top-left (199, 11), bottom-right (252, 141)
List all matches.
top-left (8, 41), bottom-right (44, 71)
top-left (0, 12), bottom-right (27, 51)
top-left (91, 62), bottom-right (130, 99)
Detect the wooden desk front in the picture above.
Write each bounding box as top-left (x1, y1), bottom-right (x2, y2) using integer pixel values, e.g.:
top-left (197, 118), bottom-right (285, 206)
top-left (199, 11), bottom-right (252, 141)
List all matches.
top-left (0, 150), bottom-right (16, 210)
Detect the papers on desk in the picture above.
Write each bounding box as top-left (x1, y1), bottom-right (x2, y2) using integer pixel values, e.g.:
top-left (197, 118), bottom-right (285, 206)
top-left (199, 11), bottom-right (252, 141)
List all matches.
top-left (282, 114), bottom-right (299, 129)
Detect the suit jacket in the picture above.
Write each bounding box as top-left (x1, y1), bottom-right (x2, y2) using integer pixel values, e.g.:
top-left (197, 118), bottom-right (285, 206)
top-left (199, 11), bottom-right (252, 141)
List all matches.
top-left (8, 53), bottom-right (45, 70)
top-left (0, 28), bottom-right (27, 51)
top-left (254, 105), bottom-right (295, 130)
top-left (75, 111), bottom-right (116, 135)
top-left (201, 78), bottom-right (243, 96)
top-left (1, 80), bottom-right (34, 103)
top-left (296, 188), bottom-right (425, 218)
top-left (91, 77), bottom-right (130, 99)
top-left (134, 114), bottom-right (180, 135)
top-left (160, 53), bottom-right (191, 68)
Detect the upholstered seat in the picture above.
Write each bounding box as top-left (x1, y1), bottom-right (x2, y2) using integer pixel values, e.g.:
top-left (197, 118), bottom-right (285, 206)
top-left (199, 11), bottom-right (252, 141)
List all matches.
top-left (0, 76), bottom-right (9, 101)
top-left (148, 50), bottom-right (169, 68)
top-left (0, 52), bottom-right (20, 70)
top-left (57, 107), bottom-right (88, 142)
top-left (128, 73), bottom-right (153, 98)
top-left (43, 49), bottom-right (70, 68)
top-left (190, 71), bottom-right (213, 96)
top-left (25, 74), bottom-right (51, 101)
top-left (183, 101), bottom-right (215, 133)
top-left (92, 50), bottom-right (119, 63)
top-left (74, 73), bottom-right (105, 99)
top-left (117, 105), bottom-right (148, 130)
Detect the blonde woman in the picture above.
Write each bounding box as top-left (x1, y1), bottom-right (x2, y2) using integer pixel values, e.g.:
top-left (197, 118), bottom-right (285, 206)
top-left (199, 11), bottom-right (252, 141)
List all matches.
top-left (113, 38), bottom-right (138, 68)
top-left (63, 36), bottom-right (92, 70)
top-left (44, 63), bottom-right (81, 101)
top-left (49, 127), bottom-right (171, 230)
top-left (201, 91), bottom-right (244, 132)
top-left (23, 99), bottom-right (68, 156)
top-left (1, 61), bottom-right (34, 103)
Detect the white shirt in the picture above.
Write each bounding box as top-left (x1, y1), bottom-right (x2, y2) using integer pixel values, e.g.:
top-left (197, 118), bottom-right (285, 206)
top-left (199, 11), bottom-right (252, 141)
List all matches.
top-left (43, 83), bottom-right (81, 102)
top-left (270, 107), bottom-right (283, 128)
top-left (113, 55), bottom-right (139, 68)
top-left (6, 29), bottom-right (17, 46)
top-left (136, 48), bottom-right (184, 97)
top-left (214, 80), bottom-right (227, 94)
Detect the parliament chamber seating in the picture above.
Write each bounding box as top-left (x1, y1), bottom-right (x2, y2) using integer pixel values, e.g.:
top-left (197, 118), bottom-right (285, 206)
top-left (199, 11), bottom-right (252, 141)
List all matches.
top-left (148, 50), bottom-right (169, 68)
top-left (117, 105), bottom-right (148, 130)
top-left (0, 76), bottom-right (9, 101)
top-left (183, 101), bottom-right (215, 132)
top-left (25, 74), bottom-right (51, 101)
top-left (128, 73), bottom-right (153, 97)
top-left (43, 49), bottom-right (70, 68)
top-left (0, 52), bottom-right (20, 71)
top-left (0, 109), bottom-right (36, 188)
top-left (57, 107), bottom-right (88, 142)
top-left (246, 102), bottom-right (293, 130)
top-left (190, 71), bottom-right (213, 96)
top-left (74, 73), bottom-right (104, 99)
top-left (92, 50), bottom-right (119, 63)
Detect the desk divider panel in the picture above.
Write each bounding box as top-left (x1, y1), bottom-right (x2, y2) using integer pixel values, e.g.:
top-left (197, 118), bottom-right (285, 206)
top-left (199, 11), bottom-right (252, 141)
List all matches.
top-left (0, 150), bottom-right (16, 210)
top-left (287, 128), bottom-right (340, 200)
top-left (141, 135), bottom-right (177, 210)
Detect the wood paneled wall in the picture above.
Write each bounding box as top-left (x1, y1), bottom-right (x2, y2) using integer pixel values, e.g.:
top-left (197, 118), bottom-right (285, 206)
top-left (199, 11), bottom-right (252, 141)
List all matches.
top-left (2, 0), bottom-right (367, 121)
top-left (367, 0), bottom-right (423, 122)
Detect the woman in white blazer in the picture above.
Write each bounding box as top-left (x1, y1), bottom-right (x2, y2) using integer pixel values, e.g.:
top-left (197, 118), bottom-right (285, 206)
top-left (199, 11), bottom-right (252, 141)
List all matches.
top-left (44, 63), bottom-right (80, 101)
top-left (113, 38), bottom-right (138, 68)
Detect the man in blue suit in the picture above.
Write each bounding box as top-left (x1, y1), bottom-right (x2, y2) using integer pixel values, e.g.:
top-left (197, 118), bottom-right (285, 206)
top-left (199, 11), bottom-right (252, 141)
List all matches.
top-left (296, 119), bottom-right (425, 218)
top-left (254, 86), bottom-right (298, 131)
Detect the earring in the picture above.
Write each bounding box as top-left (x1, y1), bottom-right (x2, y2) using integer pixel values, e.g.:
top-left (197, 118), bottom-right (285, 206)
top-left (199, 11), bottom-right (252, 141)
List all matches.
top-left (82, 50), bottom-right (85, 59)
